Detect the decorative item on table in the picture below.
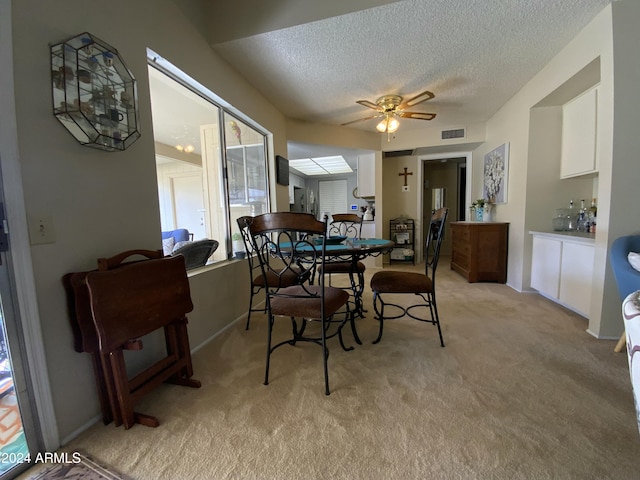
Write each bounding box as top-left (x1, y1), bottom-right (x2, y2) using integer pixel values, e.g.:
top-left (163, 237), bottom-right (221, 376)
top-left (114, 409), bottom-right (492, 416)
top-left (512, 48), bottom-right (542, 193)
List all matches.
top-left (470, 198), bottom-right (493, 222)
top-left (314, 235), bottom-right (347, 245)
top-left (363, 205), bottom-right (374, 221)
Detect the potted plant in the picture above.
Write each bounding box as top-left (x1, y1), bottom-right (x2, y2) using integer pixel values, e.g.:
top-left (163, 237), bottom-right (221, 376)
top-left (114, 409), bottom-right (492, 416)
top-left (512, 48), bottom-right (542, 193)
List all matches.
top-left (471, 198), bottom-right (494, 222)
top-left (232, 232), bottom-right (246, 258)
top-left (470, 199), bottom-right (485, 221)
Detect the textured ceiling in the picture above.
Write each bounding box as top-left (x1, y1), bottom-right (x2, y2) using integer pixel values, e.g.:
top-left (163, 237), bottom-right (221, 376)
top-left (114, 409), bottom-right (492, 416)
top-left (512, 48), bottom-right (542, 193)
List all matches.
top-left (211, 0), bottom-right (613, 132)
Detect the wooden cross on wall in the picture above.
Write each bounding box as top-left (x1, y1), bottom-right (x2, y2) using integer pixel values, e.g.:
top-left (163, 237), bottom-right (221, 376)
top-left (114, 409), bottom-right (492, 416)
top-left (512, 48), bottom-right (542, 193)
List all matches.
top-left (399, 167), bottom-right (413, 186)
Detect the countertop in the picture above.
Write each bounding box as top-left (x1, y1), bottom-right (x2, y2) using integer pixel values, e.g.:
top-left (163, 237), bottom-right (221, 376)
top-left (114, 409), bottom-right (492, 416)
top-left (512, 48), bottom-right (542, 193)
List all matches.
top-left (529, 230), bottom-right (595, 244)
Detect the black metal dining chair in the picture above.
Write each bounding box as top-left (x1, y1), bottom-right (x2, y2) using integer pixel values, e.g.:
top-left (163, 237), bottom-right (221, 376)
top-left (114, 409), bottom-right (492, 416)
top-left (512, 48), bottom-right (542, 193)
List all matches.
top-left (236, 216), bottom-right (305, 330)
top-left (369, 207), bottom-right (448, 345)
top-left (248, 212), bottom-right (352, 395)
top-left (321, 213), bottom-right (367, 315)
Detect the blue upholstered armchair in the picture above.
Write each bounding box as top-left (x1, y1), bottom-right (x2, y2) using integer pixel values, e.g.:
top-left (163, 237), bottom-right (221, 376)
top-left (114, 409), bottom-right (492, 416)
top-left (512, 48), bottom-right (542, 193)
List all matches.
top-left (162, 229), bottom-right (191, 244)
top-left (611, 235), bottom-right (640, 432)
top-left (609, 235), bottom-right (640, 353)
top-left (161, 229), bottom-right (193, 256)
top-left (610, 235), bottom-right (640, 301)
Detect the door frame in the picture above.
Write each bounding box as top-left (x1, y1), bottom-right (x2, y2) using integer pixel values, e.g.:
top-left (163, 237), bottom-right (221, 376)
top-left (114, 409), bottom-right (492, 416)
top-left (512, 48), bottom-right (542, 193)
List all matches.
top-left (416, 151), bottom-right (473, 262)
top-left (0, 0), bottom-right (59, 451)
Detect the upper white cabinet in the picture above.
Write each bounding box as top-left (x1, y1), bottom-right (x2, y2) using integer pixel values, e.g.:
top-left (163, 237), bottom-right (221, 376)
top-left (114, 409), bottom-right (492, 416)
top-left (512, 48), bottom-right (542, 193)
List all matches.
top-left (357, 154), bottom-right (375, 197)
top-left (560, 88), bottom-right (598, 178)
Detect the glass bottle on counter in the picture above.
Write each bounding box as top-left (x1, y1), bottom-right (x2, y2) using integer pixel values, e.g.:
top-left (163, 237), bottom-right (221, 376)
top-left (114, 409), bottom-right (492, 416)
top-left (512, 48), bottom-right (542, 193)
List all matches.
top-left (565, 199), bottom-right (575, 231)
top-left (577, 199), bottom-right (588, 232)
top-left (588, 198), bottom-right (597, 233)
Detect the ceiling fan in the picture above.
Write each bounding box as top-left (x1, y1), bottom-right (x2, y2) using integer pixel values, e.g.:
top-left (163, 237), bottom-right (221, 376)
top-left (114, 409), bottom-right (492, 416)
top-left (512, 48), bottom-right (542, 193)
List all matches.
top-left (341, 89), bottom-right (436, 140)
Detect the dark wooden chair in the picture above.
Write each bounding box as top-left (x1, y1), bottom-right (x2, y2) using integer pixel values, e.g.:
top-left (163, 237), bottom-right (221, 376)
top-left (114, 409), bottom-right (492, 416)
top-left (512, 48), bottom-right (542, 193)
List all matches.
top-left (370, 208), bottom-right (449, 345)
top-left (249, 212), bottom-right (352, 395)
top-left (64, 250), bottom-right (200, 429)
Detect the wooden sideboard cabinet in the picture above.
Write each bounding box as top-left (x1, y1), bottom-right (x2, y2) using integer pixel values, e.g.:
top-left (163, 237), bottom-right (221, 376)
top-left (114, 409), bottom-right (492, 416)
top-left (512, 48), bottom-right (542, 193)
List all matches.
top-left (450, 222), bottom-right (509, 283)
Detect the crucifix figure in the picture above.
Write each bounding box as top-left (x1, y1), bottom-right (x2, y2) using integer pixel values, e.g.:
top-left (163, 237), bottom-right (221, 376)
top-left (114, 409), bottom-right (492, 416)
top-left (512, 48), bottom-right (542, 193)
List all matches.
top-left (399, 167), bottom-right (413, 186)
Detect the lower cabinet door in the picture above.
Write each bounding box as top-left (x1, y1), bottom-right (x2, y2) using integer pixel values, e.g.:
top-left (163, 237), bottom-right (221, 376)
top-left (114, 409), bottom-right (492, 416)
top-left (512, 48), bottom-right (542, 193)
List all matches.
top-left (559, 242), bottom-right (594, 317)
top-left (531, 236), bottom-right (562, 299)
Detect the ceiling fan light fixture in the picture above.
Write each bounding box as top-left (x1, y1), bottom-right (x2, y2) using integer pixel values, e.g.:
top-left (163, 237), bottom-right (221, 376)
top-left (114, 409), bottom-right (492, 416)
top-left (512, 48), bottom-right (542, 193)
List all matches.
top-left (341, 89), bottom-right (436, 137)
top-left (175, 143), bottom-right (194, 153)
top-left (376, 115), bottom-right (399, 133)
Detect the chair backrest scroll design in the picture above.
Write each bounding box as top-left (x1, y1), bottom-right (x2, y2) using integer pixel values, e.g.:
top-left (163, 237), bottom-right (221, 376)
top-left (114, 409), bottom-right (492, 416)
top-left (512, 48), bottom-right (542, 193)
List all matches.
top-left (329, 213), bottom-right (363, 238)
top-left (248, 212), bottom-right (327, 299)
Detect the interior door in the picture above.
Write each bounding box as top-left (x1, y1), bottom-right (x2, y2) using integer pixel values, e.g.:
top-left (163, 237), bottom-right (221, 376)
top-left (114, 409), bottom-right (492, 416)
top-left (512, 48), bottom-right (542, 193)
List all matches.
top-left (172, 174), bottom-right (206, 240)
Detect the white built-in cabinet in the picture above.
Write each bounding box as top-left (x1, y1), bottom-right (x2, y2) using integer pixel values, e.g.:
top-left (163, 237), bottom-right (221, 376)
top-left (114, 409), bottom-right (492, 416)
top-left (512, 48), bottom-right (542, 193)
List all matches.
top-left (530, 232), bottom-right (594, 317)
top-left (560, 87), bottom-right (598, 178)
top-left (357, 153), bottom-right (375, 197)
top-left (530, 236), bottom-right (562, 298)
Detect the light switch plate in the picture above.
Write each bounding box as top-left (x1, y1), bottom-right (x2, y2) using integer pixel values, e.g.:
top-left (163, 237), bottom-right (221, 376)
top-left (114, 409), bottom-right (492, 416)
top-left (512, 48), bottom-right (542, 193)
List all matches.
top-left (28, 213), bottom-right (56, 245)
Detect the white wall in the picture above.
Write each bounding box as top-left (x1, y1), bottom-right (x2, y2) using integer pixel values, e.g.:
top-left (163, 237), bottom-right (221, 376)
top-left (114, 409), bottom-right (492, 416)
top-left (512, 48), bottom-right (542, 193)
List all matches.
top-left (371, 3), bottom-right (624, 340)
top-left (474, 5), bottom-right (618, 336)
top-left (8, 0), bottom-right (287, 442)
top-left (6, 0), bottom-right (638, 446)
top-left (604, 1), bottom-right (640, 336)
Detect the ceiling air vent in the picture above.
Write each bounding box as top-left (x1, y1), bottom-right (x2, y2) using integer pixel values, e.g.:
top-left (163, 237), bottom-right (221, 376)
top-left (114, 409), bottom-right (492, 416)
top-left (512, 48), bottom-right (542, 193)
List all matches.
top-left (441, 128), bottom-right (465, 140)
top-left (383, 150), bottom-right (414, 158)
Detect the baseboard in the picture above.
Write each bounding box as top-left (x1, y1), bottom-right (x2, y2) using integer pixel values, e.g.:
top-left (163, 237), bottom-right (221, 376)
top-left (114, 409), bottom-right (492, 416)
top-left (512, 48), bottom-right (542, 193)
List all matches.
top-left (586, 328), bottom-right (621, 341)
top-left (60, 413), bottom-right (102, 447)
top-left (61, 309), bottom-right (255, 445)
top-left (191, 308), bottom-right (253, 354)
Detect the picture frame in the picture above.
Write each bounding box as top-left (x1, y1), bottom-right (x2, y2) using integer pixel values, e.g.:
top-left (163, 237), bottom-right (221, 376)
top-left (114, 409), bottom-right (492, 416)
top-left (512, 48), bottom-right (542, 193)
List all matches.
top-left (395, 232), bottom-right (410, 244)
top-left (276, 155), bottom-right (289, 186)
top-left (484, 143), bottom-right (509, 204)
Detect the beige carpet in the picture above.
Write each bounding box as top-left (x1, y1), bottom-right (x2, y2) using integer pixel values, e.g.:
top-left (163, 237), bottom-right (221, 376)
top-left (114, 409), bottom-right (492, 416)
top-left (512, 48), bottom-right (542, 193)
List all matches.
top-left (35, 261), bottom-right (640, 479)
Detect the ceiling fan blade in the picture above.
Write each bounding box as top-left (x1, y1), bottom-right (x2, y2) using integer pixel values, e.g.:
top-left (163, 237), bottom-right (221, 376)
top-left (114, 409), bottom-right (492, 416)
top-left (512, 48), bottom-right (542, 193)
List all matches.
top-left (400, 90), bottom-right (435, 108)
top-left (356, 100), bottom-right (381, 111)
top-left (341, 114), bottom-right (384, 126)
top-left (398, 111), bottom-right (436, 120)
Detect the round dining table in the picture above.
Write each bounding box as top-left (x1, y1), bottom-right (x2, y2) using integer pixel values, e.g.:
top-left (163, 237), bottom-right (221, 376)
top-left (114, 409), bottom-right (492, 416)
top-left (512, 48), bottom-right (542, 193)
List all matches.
top-left (292, 237), bottom-right (395, 341)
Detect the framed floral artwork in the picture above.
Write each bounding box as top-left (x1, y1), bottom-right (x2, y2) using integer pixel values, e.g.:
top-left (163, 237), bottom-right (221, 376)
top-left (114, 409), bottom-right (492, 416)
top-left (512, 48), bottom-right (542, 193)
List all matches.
top-left (484, 143), bottom-right (509, 204)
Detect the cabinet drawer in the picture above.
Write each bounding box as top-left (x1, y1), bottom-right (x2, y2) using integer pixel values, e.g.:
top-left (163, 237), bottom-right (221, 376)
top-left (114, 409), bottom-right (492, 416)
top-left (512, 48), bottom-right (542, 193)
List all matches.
top-left (450, 222), bottom-right (508, 283)
top-left (452, 225), bottom-right (470, 242)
